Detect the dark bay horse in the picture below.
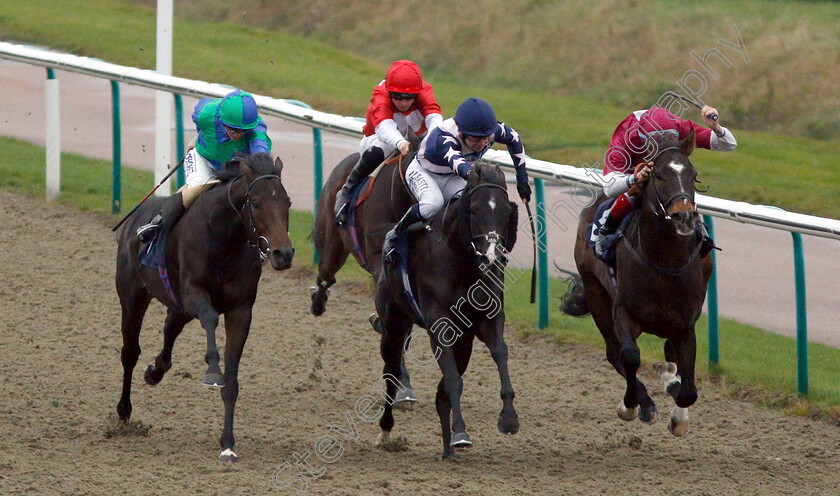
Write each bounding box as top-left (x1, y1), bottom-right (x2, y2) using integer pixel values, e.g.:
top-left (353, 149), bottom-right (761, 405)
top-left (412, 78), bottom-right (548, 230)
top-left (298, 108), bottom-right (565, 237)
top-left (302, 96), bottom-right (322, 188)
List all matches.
top-left (310, 147), bottom-right (418, 401)
top-left (115, 153), bottom-right (294, 462)
top-left (310, 145), bottom-right (417, 315)
top-left (561, 129), bottom-right (713, 436)
top-left (374, 162), bottom-right (521, 459)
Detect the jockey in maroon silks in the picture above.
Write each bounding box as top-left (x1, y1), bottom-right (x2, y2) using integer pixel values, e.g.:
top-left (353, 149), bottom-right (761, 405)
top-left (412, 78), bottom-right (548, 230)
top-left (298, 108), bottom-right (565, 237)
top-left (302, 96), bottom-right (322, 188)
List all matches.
top-left (594, 105), bottom-right (737, 257)
top-left (333, 60), bottom-right (443, 223)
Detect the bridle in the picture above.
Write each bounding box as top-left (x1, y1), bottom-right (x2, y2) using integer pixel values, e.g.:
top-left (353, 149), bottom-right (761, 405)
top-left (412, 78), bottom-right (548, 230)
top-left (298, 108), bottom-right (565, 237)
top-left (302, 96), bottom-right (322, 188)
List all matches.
top-left (646, 146), bottom-right (695, 220)
top-left (625, 146), bottom-right (702, 274)
top-left (465, 182), bottom-right (509, 259)
top-left (227, 173), bottom-right (284, 260)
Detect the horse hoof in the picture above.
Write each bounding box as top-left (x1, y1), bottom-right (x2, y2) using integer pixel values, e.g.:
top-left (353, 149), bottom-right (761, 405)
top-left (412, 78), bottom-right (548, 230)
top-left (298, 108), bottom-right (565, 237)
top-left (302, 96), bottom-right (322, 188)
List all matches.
top-left (442, 451), bottom-right (462, 462)
top-left (201, 373), bottom-right (225, 388)
top-left (219, 448), bottom-right (239, 463)
top-left (668, 406), bottom-right (690, 437)
top-left (450, 432), bottom-right (473, 449)
top-left (144, 365), bottom-right (160, 386)
top-left (375, 430), bottom-right (391, 447)
top-left (369, 313), bottom-right (382, 334)
top-left (640, 405), bottom-right (660, 424)
top-left (617, 400), bottom-right (640, 421)
top-left (394, 387), bottom-right (418, 404)
top-left (497, 413), bottom-right (520, 434)
top-left (669, 419), bottom-right (690, 437)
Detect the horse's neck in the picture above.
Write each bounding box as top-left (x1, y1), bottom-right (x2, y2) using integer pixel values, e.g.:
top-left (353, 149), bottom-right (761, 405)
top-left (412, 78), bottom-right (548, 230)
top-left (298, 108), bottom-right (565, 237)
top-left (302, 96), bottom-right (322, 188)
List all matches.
top-left (635, 198), bottom-right (693, 259)
top-left (195, 181), bottom-right (247, 240)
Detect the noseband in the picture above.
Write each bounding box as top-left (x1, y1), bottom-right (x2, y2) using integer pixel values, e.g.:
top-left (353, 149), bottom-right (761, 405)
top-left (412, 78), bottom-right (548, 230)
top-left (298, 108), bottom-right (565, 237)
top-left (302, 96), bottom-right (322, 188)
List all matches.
top-left (227, 173), bottom-right (284, 260)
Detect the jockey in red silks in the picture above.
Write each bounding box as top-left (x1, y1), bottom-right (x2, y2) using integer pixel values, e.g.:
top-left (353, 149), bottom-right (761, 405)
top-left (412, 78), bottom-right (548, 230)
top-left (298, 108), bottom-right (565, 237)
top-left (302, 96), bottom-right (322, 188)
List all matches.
top-left (594, 105), bottom-right (737, 257)
top-left (382, 97), bottom-right (531, 262)
top-left (333, 60), bottom-right (443, 223)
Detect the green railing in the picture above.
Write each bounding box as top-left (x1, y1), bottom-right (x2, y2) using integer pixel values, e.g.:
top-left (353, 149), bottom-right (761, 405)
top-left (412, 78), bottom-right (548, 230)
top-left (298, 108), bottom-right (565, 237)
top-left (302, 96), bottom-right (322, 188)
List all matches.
top-left (36, 67), bottom-right (817, 397)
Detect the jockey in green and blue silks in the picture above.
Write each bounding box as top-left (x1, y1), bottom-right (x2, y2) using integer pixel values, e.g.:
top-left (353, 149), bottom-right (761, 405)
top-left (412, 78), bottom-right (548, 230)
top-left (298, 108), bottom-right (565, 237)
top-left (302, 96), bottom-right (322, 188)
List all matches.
top-left (136, 89), bottom-right (272, 243)
top-left (187, 89), bottom-right (272, 184)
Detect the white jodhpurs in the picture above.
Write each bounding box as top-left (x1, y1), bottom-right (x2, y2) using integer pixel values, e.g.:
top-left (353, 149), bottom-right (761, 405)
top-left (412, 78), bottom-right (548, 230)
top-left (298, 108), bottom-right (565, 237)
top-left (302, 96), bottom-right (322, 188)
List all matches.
top-left (359, 134), bottom-right (397, 157)
top-left (182, 148), bottom-right (218, 188)
top-left (405, 159), bottom-right (467, 220)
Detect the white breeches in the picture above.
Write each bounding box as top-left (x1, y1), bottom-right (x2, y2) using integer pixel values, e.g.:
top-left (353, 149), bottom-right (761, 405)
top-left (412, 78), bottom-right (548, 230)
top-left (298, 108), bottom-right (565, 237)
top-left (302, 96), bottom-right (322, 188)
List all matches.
top-left (182, 148), bottom-right (217, 188)
top-left (405, 159), bottom-right (467, 220)
top-left (359, 134), bottom-right (397, 156)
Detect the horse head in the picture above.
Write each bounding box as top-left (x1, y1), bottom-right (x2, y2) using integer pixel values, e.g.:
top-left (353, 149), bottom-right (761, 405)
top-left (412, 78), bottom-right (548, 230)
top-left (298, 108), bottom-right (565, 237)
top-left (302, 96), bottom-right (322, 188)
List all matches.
top-left (446, 162), bottom-right (518, 267)
top-left (641, 127), bottom-right (698, 236)
top-left (228, 153), bottom-right (295, 270)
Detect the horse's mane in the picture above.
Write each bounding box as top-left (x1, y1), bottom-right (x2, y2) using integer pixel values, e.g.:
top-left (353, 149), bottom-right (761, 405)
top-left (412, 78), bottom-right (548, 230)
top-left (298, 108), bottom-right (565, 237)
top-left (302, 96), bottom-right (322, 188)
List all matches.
top-left (212, 153), bottom-right (276, 183)
top-left (469, 161), bottom-right (507, 189)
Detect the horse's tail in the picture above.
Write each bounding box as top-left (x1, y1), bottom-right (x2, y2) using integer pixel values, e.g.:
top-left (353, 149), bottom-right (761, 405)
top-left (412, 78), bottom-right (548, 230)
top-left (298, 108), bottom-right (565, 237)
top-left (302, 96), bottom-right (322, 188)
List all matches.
top-left (555, 264), bottom-right (589, 317)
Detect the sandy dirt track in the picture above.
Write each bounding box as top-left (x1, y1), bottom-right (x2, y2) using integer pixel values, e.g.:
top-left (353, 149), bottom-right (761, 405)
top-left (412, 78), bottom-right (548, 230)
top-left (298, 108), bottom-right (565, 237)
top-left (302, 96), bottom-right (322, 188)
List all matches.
top-left (1, 189), bottom-right (840, 495)
top-left (3, 59), bottom-right (840, 349)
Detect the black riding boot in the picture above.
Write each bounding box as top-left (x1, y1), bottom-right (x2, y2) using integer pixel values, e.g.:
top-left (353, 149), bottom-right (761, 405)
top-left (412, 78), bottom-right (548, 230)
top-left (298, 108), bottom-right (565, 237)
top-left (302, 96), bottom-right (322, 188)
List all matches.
top-left (136, 192), bottom-right (187, 243)
top-left (594, 208), bottom-right (622, 258)
top-left (334, 146), bottom-right (385, 223)
top-left (383, 204), bottom-right (425, 263)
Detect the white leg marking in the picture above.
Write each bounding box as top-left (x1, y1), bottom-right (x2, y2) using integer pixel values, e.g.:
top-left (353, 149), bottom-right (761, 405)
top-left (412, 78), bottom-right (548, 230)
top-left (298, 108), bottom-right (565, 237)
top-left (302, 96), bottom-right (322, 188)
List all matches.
top-left (219, 448), bottom-right (239, 461)
top-left (375, 430), bottom-right (391, 446)
top-left (668, 406), bottom-right (690, 437)
top-left (657, 361), bottom-right (681, 392)
top-left (617, 400), bottom-right (640, 421)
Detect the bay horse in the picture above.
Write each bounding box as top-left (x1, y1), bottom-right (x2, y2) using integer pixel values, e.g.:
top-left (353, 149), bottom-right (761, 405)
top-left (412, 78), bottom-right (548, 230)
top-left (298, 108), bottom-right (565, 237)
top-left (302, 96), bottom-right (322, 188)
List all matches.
top-left (114, 153), bottom-right (294, 462)
top-left (310, 139), bottom-right (418, 314)
top-left (374, 162), bottom-right (521, 459)
top-left (310, 144), bottom-right (418, 401)
top-left (561, 129), bottom-right (713, 436)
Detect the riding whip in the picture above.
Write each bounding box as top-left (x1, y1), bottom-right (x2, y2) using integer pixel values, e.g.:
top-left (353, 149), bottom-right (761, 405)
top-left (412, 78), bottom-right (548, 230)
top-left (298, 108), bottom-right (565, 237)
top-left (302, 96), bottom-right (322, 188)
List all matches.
top-left (663, 91), bottom-right (717, 121)
top-left (111, 156), bottom-right (186, 232)
top-left (524, 200), bottom-right (538, 304)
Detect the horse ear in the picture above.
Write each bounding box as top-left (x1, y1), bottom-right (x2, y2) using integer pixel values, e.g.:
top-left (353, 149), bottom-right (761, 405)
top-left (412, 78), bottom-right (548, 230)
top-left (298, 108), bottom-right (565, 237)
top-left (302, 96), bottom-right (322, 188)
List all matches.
top-left (504, 201), bottom-right (519, 252)
top-left (680, 127), bottom-right (696, 156)
top-left (274, 157), bottom-right (283, 177)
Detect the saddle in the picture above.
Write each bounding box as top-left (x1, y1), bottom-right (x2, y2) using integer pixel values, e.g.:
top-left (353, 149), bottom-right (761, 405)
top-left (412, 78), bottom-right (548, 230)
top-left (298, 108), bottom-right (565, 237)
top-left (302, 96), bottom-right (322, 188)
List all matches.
top-left (587, 198), bottom-right (635, 269)
top-left (138, 230), bottom-right (182, 309)
top-left (343, 156), bottom-right (402, 229)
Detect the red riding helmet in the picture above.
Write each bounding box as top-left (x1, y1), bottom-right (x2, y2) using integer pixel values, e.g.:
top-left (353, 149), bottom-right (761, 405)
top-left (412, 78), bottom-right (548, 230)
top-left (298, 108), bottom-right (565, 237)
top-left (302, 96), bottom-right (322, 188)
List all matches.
top-left (384, 60), bottom-right (423, 94)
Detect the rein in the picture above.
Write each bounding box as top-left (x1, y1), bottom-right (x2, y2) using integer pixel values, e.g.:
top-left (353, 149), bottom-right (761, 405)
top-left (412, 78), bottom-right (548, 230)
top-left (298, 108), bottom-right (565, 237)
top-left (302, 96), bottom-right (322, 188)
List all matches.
top-left (625, 146), bottom-right (701, 274)
top-left (227, 173), bottom-right (283, 260)
top-left (622, 222), bottom-right (703, 275)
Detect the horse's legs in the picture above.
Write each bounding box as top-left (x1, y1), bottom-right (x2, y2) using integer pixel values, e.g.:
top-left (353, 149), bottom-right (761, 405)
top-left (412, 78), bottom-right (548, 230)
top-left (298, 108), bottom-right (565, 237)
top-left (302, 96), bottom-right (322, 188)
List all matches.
top-left (144, 309), bottom-right (191, 386)
top-left (310, 238), bottom-right (349, 317)
top-left (434, 378), bottom-right (454, 459)
top-left (116, 288), bottom-right (151, 422)
top-left (393, 335), bottom-right (417, 404)
top-left (613, 304), bottom-right (647, 419)
top-left (182, 288), bottom-right (224, 388)
top-left (480, 320), bottom-right (520, 435)
top-left (585, 277), bottom-right (657, 423)
top-left (375, 304), bottom-right (413, 447)
top-left (657, 332), bottom-right (697, 437)
top-left (217, 306), bottom-right (252, 462)
top-left (434, 339), bottom-right (470, 458)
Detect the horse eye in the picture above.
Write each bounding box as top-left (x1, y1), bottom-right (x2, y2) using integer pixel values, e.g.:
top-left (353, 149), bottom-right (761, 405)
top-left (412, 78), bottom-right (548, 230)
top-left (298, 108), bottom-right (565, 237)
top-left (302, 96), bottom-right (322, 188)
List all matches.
top-left (251, 199), bottom-right (262, 209)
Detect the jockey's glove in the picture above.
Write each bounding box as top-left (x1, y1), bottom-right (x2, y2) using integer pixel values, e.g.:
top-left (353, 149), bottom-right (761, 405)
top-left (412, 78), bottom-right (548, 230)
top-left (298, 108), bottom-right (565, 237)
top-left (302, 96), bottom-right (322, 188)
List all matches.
top-left (517, 181), bottom-right (532, 202)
